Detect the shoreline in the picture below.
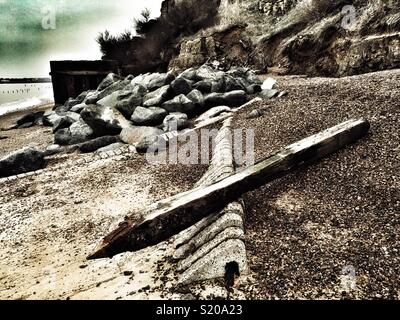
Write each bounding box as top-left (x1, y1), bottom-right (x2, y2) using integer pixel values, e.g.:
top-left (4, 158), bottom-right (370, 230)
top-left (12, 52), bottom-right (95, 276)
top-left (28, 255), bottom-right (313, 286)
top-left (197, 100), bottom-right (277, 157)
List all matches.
top-left (0, 78), bottom-right (52, 84)
top-left (0, 82), bottom-right (53, 109)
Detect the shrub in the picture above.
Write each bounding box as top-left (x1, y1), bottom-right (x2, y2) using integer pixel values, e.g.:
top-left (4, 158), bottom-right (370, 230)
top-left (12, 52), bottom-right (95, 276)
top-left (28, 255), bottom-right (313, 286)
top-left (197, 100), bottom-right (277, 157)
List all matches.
top-left (218, 0), bottom-right (245, 28)
top-left (134, 8), bottom-right (155, 36)
top-left (162, 0), bottom-right (221, 36)
top-left (96, 30), bottom-right (136, 57)
top-left (96, 0), bottom-right (222, 73)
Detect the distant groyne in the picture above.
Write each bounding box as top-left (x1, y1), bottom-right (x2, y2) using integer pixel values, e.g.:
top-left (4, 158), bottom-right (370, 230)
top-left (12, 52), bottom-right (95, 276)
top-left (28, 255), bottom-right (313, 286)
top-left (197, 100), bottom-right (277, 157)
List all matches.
top-left (0, 78), bottom-right (52, 84)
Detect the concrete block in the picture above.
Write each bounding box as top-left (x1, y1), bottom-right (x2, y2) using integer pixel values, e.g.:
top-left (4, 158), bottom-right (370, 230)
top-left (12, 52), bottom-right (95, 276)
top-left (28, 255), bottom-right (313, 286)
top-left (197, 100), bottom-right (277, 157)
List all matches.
top-left (178, 239), bottom-right (248, 285)
top-left (177, 227), bottom-right (245, 272)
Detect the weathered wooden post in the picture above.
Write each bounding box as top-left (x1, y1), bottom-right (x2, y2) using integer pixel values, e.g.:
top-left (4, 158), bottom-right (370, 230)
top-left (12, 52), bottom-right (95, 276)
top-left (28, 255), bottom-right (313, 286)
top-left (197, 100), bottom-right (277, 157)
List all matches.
top-left (88, 118), bottom-right (370, 259)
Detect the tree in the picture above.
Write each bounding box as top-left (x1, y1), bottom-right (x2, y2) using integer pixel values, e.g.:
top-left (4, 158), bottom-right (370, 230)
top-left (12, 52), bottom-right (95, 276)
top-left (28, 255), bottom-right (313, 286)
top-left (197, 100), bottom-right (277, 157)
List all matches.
top-left (134, 8), bottom-right (153, 35)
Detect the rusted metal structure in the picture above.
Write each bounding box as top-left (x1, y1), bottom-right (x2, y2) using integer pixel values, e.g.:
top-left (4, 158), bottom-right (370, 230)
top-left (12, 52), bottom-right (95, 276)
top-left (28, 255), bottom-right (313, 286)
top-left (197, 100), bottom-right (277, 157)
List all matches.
top-left (50, 60), bottom-right (120, 105)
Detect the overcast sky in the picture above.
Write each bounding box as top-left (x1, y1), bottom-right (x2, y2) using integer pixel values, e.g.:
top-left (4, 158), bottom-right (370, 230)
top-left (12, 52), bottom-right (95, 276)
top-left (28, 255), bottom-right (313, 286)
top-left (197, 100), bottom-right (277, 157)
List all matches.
top-left (0, 0), bottom-right (163, 78)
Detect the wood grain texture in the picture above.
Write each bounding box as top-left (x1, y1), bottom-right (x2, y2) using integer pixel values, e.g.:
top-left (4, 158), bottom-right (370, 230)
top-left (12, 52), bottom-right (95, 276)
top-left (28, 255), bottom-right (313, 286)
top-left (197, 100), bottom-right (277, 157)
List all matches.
top-left (88, 118), bottom-right (370, 259)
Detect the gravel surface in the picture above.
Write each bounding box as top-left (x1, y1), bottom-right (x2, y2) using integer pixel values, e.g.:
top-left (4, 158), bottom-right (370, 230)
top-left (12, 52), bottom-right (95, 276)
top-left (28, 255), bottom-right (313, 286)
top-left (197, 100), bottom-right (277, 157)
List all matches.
top-left (232, 70), bottom-right (400, 300)
top-left (0, 107), bottom-right (207, 300)
top-left (1, 69), bottom-right (399, 300)
top-left (0, 104), bottom-right (53, 158)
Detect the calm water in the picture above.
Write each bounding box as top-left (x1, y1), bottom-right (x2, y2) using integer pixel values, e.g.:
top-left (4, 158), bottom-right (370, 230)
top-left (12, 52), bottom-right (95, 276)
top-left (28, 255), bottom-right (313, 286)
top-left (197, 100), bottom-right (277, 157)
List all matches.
top-left (0, 83), bottom-right (53, 105)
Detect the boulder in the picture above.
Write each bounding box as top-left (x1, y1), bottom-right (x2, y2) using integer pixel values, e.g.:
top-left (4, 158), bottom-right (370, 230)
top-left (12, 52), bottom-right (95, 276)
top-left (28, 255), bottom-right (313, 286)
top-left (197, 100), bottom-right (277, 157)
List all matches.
top-left (246, 72), bottom-right (263, 85)
top-left (52, 116), bottom-right (75, 133)
top-left (131, 106), bottom-right (167, 126)
top-left (205, 90), bottom-right (247, 108)
top-left (130, 73), bottom-right (171, 91)
top-left (162, 94), bottom-right (195, 114)
top-left (147, 73), bottom-right (175, 91)
top-left (196, 106), bottom-right (232, 123)
top-left (120, 126), bottom-right (164, 145)
top-left (0, 147), bottom-right (45, 178)
top-left (131, 73), bottom-right (150, 87)
top-left (117, 84), bottom-right (147, 101)
top-left (63, 112), bottom-right (80, 122)
top-left (97, 91), bottom-right (121, 108)
top-left (44, 144), bottom-right (62, 156)
top-left (55, 120), bottom-right (94, 145)
top-left (84, 94), bottom-right (100, 105)
top-left (227, 68), bottom-right (251, 79)
top-left (204, 93), bottom-right (226, 107)
top-left (69, 121), bottom-right (94, 143)
top-left (83, 91), bottom-right (98, 104)
top-left (177, 68), bottom-right (198, 81)
top-left (75, 90), bottom-right (90, 104)
top-left (163, 113), bottom-right (189, 132)
top-left (222, 90), bottom-right (248, 107)
top-left (112, 108), bottom-right (132, 130)
top-left (260, 89), bottom-right (280, 99)
top-left (261, 78), bottom-right (277, 90)
top-left (194, 65), bottom-right (218, 81)
top-left (226, 68), bottom-right (262, 85)
top-left (247, 109), bottom-right (263, 119)
top-left (42, 111), bottom-right (63, 127)
top-left (236, 77), bottom-right (251, 89)
top-left (143, 85), bottom-right (173, 107)
top-left (85, 80), bottom-right (128, 104)
top-left (245, 84), bottom-right (262, 94)
top-left (136, 135), bottom-right (167, 154)
top-left (97, 73), bottom-right (121, 91)
top-left (77, 136), bottom-right (120, 153)
top-left (54, 104), bottom-right (70, 114)
top-left (95, 142), bottom-right (126, 154)
top-left (116, 84), bottom-right (147, 119)
top-left (81, 105), bottom-right (122, 136)
top-left (70, 103), bottom-right (86, 113)
top-left (170, 78), bottom-right (192, 95)
top-left (223, 75), bottom-right (245, 92)
top-left (193, 80), bottom-right (213, 93)
top-left (16, 111), bottom-right (44, 128)
top-left (187, 89), bottom-right (205, 110)
top-left (211, 80), bottom-right (225, 93)
top-left (18, 122), bottom-right (34, 129)
top-left (64, 97), bottom-right (80, 111)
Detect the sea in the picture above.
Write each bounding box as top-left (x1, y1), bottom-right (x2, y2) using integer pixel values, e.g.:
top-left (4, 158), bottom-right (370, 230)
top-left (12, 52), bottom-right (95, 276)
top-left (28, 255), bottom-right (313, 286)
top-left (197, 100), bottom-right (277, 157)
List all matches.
top-left (0, 83), bottom-right (54, 117)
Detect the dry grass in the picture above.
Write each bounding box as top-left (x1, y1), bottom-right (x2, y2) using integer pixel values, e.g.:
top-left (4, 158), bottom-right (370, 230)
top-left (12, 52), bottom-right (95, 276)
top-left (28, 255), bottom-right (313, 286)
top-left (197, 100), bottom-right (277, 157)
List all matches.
top-left (218, 1), bottom-right (247, 28)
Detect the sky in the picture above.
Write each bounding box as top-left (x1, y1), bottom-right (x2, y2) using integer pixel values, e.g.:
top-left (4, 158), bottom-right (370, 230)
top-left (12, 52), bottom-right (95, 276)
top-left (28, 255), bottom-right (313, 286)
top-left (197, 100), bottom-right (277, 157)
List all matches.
top-left (0, 0), bottom-right (163, 78)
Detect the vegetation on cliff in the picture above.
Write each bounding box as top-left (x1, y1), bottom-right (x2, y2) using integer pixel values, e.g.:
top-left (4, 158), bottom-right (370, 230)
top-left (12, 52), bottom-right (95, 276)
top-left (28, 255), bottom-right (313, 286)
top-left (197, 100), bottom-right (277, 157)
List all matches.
top-left (97, 0), bottom-right (400, 77)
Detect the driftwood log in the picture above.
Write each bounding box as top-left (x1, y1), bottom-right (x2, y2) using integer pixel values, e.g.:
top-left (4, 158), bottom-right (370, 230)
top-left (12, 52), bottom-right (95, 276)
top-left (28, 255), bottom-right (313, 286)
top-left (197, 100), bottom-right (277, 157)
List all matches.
top-left (88, 118), bottom-right (370, 259)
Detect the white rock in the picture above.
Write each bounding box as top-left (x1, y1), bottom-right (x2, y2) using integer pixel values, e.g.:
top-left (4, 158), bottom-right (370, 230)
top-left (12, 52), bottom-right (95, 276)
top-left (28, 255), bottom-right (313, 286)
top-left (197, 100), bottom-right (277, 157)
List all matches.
top-left (261, 77), bottom-right (277, 90)
top-left (195, 106), bottom-right (232, 123)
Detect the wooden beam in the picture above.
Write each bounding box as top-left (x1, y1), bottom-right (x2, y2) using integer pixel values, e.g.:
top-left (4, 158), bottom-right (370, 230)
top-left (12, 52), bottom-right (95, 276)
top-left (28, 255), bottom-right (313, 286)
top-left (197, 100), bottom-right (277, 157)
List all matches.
top-left (88, 118), bottom-right (370, 259)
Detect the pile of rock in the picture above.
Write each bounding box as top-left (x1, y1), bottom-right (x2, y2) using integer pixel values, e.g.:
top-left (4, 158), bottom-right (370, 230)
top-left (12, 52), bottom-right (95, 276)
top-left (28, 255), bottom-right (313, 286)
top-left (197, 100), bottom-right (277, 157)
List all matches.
top-left (40, 65), bottom-right (264, 153)
top-left (1, 67), bottom-right (287, 178)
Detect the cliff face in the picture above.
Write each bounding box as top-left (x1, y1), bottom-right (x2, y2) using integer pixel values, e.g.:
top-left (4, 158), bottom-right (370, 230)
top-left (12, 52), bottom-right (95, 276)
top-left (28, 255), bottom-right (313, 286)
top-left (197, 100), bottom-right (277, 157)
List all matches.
top-left (252, 0), bottom-right (400, 76)
top-left (168, 0), bottom-right (400, 76)
top-left (102, 0), bottom-right (400, 77)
